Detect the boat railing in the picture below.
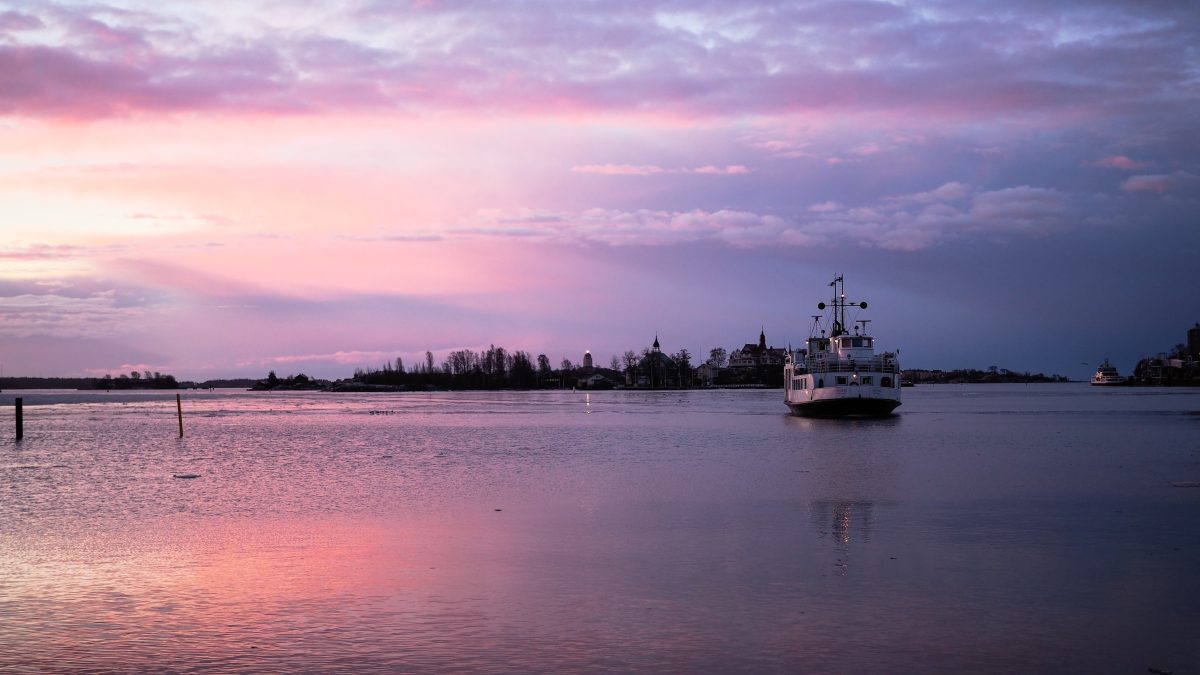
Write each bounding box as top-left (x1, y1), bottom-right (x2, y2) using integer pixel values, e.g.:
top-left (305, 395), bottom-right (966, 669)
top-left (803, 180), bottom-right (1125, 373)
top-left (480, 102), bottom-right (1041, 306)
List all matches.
top-left (795, 356), bottom-right (900, 374)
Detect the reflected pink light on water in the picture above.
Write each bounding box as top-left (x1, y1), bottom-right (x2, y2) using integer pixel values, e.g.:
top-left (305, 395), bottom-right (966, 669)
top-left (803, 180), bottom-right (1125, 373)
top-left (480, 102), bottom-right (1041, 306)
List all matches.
top-left (1, 388), bottom-right (1198, 672)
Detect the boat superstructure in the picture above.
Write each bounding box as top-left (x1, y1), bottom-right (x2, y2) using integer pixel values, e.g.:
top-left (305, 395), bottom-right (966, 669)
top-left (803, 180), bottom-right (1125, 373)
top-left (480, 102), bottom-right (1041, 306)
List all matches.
top-left (1090, 359), bottom-right (1125, 386)
top-left (784, 275), bottom-right (901, 417)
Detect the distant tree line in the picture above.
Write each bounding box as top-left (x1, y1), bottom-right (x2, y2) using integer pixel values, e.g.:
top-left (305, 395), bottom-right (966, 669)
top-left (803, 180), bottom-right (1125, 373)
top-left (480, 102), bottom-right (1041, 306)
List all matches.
top-left (903, 367), bottom-right (1068, 384)
top-left (338, 342), bottom-right (787, 391)
top-left (0, 375), bottom-right (258, 390)
top-left (251, 371), bottom-right (325, 391)
top-left (348, 347), bottom-right (557, 390)
top-left (94, 371), bottom-right (180, 390)
top-left (0, 377), bottom-right (101, 390)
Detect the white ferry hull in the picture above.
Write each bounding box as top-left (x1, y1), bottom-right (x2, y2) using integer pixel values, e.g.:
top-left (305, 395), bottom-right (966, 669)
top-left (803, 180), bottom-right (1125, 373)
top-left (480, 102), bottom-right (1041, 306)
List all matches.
top-left (785, 387), bottom-right (900, 418)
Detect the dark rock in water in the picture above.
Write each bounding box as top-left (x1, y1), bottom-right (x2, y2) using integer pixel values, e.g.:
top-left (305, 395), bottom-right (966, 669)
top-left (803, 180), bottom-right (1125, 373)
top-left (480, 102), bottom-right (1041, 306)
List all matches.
top-left (173, 473), bottom-right (201, 479)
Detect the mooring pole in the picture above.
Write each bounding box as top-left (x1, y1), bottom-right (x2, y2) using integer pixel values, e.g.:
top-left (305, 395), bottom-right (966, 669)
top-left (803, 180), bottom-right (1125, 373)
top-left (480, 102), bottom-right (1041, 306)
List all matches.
top-left (176, 394), bottom-right (184, 438)
top-left (15, 397), bottom-right (23, 440)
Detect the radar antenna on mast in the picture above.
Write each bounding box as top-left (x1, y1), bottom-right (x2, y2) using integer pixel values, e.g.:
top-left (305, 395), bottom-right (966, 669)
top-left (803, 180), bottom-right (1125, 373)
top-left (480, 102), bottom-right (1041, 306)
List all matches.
top-left (820, 274), bottom-right (868, 337)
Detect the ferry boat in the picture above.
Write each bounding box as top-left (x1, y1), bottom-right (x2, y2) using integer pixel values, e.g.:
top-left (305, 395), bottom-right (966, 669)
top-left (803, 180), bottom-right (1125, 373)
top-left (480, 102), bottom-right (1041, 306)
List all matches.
top-left (1090, 359), bottom-right (1125, 386)
top-left (784, 275), bottom-right (901, 417)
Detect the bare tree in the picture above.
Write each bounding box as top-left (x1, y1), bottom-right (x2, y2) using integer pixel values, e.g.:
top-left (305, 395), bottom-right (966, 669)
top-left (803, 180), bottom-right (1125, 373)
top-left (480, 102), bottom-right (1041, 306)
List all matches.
top-left (708, 347), bottom-right (728, 368)
top-left (673, 349), bottom-right (693, 388)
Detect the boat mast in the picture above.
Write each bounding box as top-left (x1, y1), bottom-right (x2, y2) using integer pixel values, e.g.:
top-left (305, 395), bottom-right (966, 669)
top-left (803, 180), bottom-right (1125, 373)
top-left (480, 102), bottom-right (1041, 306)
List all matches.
top-left (831, 274), bottom-right (845, 336)
top-left (824, 274), bottom-right (866, 339)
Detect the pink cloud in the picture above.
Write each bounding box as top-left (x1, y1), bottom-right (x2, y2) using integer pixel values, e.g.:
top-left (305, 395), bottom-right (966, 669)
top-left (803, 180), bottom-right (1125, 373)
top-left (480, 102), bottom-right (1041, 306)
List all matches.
top-left (0, 243), bottom-right (130, 260)
top-left (1120, 171), bottom-right (1200, 194)
top-left (808, 201), bottom-right (843, 213)
top-left (901, 181), bottom-right (972, 204)
top-left (852, 143), bottom-right (884, 156)
top-left (1088, 155), bottom-right (1150, 170)
top-left (693, 165), bottom-right (749, 175)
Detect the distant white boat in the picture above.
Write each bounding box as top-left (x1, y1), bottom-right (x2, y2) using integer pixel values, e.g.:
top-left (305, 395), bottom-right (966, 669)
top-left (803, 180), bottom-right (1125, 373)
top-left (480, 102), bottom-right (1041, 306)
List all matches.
top-left (784, 275), bottom-right (901, 417)
top-left (1090, 359), bottom-right (1125, 386)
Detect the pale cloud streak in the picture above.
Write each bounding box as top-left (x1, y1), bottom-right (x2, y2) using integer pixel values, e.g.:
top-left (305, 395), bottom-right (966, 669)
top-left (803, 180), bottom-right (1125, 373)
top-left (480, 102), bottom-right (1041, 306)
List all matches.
top-left (572, 164), bottom-right (750, 175)
top-left (0, 290), bottom-right (144, 337)
top-left (237, 350), bottom-right (401, 368)
top-left (451, 182), bottom-right (1081, 251)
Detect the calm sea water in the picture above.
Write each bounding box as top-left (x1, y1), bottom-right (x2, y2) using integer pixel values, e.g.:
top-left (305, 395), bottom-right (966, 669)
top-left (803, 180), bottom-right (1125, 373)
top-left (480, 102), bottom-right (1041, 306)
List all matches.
top-left (1, 385), bottom-right (1198, 673)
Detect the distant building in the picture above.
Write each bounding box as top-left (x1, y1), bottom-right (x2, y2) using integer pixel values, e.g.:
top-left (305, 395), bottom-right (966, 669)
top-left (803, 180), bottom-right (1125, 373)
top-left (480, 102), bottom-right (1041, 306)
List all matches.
top-left (728, 328), bottom-right (787, 370)
top-left (1132, 320), bottom-right (1200, 386)
top-left (583, 351), bottom-right (594, 370)
top-left (694, 362), bottom-right (720, 387)
top-left (577, 373), bottom-right (613, 389)
top-left (633, 335), bottom-right (677, 388)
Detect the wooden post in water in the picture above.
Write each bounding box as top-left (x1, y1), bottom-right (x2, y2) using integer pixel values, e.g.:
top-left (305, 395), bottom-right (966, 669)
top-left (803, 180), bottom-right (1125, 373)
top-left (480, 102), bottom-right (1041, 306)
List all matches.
top-left (15, 397), bottom-right (23, 440)
top-left (176, 394), bottom-right (184, 438)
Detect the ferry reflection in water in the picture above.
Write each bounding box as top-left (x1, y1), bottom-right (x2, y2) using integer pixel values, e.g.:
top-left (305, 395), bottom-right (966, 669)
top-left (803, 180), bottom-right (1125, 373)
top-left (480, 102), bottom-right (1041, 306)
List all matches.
top-left (809, 500), bottom-right (876, 575)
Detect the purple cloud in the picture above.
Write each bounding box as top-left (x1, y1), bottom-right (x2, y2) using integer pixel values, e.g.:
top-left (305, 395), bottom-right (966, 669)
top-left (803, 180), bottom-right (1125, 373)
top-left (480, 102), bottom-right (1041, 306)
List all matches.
top-left (0, 10), bottom-right (43, 31)
top-left (0, 1), bottom-right (1194, 123)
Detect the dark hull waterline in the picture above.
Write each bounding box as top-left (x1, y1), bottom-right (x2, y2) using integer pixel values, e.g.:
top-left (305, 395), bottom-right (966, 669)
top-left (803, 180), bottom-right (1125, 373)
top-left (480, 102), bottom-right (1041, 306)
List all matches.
top-left (786, 396), bottom-right (900, 418)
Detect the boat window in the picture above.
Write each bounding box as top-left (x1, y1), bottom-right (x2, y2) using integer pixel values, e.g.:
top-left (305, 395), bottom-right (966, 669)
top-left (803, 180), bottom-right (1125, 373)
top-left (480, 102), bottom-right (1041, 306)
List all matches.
top-left (864, 338), bottom-right (873, 348)
top-left (841, 338), bottom-right (852, 348)
top-left (881, 377), bottom-right (892, 388)
top-left (816, 378), bottom-right (823, 388)
top-left (836, 376), bottom-right (847, 385)
top-left (853, 338), bottom-right (863, 348)
top-left (862, 377), bottom-right (873, 385)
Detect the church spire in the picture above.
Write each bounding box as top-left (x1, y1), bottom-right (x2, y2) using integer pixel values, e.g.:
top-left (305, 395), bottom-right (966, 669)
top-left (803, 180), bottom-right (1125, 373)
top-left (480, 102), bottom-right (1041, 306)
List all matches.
top-left (759, 326), bottom-right (766, 351)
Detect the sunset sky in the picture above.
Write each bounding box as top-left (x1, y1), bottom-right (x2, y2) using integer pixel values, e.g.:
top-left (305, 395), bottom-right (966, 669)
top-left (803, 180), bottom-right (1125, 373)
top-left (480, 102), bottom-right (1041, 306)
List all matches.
top-left (2, 0), bottom-right (1197, 380)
